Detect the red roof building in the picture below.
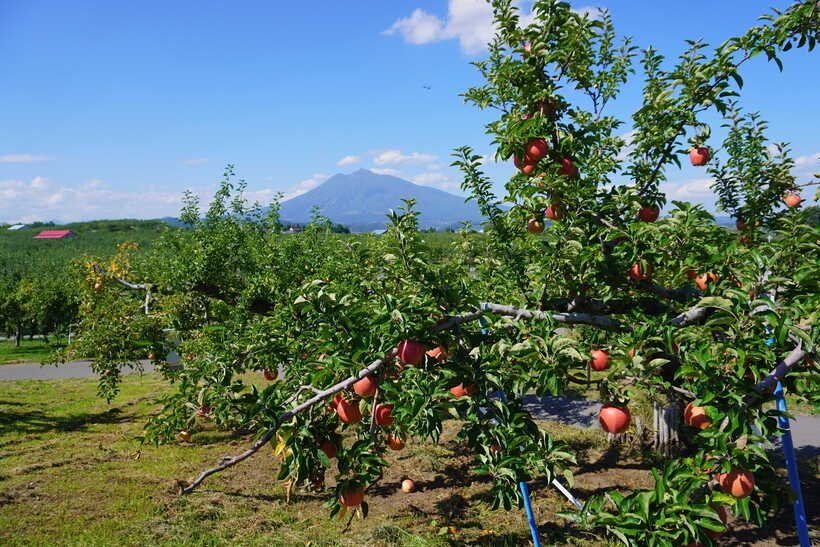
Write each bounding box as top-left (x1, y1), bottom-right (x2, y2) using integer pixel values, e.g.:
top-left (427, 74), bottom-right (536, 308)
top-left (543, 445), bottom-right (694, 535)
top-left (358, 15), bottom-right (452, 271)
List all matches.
top-left (33, 229), bottom-right (77, 239)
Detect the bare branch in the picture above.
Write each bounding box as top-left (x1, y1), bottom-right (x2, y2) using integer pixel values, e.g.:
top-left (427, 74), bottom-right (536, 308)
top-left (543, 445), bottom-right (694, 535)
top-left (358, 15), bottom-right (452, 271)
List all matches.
top-left (181, 355), bottom-right (390, 494)
top-left (480, 302), bottom-right (628, 332)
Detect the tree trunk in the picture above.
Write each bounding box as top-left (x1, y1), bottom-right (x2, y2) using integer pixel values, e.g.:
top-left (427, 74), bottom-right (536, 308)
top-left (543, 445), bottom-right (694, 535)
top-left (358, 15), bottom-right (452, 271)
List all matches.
top-left (653, 401), bottom-right (682, 455)
top-left (15, 323), bottom-right (22, 347)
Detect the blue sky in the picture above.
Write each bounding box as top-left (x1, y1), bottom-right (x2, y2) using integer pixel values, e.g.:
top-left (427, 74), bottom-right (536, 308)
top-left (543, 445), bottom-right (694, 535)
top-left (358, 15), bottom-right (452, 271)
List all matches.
top-left (1, 0), bottom-right (817, 223)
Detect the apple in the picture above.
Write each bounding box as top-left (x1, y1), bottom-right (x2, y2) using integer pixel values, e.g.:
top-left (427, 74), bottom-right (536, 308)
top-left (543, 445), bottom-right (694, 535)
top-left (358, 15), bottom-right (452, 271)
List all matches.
top-left (339, 487), bottom-right (364, 507)
top-left (545, 203), bottom-right (563, 221)
top-left (735, 218), bottom-right (747, 231)
top-left (628, 261), bottom-right (652, 281)
top-left (386, 434), bottom-right (405, 451)
top-left (489, 443), bottom-right (502, 455)
top-left (718, 469), bottom-right (755, 498)
top-left (426, 346), bottom-right (448, 361)
top-left (147, 352), bottom-right (155, 360)
top-left (783, 193), bottom-right (802, 208)
top-left (336, 398), bottom-right (363, 424)
top-left (374, 404), bottom-right (394, 426)
top-left (197, 405), bottom-right (211, 418)
top-left (684, 268), bottom-right (698, 280)
top-left (397, 340), bottom-right (425, 366)
top-left (94, 282), bottom-right (102, 290)
top-left (695, 272), bottom-right (718, 291)
top-left (557, 158), bottom-right (579, 177)
top-left (527, 219), bottom-right (545, 234)
top-left (689, 147), bottom-right (710, 166)
top-left (263, 369), bottom-right (278, 381)
top-left (638, 205), bottom-right (660, 222)
top-left (177, 430), bottom-right (192, 442)
top-left (705, 504), bottom-right (729, 540)
top-left (683, 403), bottom-right (711, 429)
top-left (589, 349), bottom-right (611, 371)
top-left (514, 154), bottom-right (537, 175)
top-left (523, 42), bottom-right (532, 55)
top-left (320, 439), bottom-right (338, 459)
top-left (401, 478), bottom-right (416, 493)
top-left (449, 384), bottom-right (467, 397)
top-left (353, 375), bottom-right (378, 398)
top-left (525, 138), bottom-right (549, 163)
top-left (599, 405), bottom-right (630, 434)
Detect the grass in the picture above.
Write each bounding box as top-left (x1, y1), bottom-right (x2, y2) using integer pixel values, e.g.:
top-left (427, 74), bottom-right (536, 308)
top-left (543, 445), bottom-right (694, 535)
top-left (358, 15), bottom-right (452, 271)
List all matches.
top-left (0, 338), bottom-right (65, 365)
top-left (0, 374), bottom-right (815, 546)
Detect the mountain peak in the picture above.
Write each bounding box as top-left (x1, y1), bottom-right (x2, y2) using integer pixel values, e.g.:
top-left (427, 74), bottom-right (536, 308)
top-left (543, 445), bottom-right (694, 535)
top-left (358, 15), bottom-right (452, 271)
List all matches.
top-left (278, 170), bottom-right (483, 232)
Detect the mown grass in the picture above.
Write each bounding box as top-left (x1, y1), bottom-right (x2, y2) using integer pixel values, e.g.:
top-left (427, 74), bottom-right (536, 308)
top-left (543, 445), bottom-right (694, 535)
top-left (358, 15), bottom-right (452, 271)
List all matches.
top-left (0, 338), bottom-right (65, 365)
top-left (0, 374), bottom-right (814, 546)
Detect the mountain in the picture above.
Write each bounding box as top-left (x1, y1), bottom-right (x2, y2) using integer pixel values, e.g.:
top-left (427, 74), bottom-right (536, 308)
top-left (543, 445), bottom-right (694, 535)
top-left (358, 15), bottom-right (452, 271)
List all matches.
top-left (277, 169), bottom-right (486, 232)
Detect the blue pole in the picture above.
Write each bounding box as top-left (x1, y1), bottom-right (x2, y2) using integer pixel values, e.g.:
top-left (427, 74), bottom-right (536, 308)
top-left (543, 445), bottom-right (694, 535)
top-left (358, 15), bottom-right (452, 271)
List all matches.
top-left (773, 381), bottom-right (810, 547)
top-left (519, 481), bottom-right (542, 547)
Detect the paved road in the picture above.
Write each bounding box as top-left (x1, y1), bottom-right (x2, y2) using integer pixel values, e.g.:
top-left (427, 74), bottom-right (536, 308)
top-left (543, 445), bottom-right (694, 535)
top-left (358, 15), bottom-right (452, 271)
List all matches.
top-left (3, 362), bottom-right (817, 456)
top-left (0, 359), bottom-right (155, 380)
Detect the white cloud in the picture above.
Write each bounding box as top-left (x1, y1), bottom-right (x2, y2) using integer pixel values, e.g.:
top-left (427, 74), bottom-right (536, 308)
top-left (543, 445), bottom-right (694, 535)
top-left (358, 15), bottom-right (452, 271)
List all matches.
top-left (371, 167), bottom-right (403, 177)
top-left (0, 154), bottom-right (54, 163)
top-left (412, 172), bottom-right (461, 192)
top-left (383, 0), bottom-right (496, 55)
top-left (793, 152), bottom-right (819, 168)
top-left (336, 155), bottom-right (361, 166)
top-left (0, 177), bottom-right (186, 223)
top-left (382, 8), bottom-right (446, 45)
top-left (373, 149), bottom-right (438, 166)
top-left (384, 2), bottom-right (608, 54)
top-left (282, 173), bottom-right (329, 200)
top-left (182, 157), bottom-right (209, 166)
top-left (660, 177), bottom-right (716, 203)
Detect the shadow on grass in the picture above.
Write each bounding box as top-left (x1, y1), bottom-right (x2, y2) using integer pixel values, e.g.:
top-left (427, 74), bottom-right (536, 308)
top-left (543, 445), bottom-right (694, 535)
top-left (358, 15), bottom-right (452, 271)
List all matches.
top-left (0, 406), bottom-right (129, 435)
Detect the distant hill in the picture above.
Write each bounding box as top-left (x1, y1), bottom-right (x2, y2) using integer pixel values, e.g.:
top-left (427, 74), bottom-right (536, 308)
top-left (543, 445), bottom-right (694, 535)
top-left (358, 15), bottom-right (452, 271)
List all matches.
top-left (277, 169), bottom-right (486, 232)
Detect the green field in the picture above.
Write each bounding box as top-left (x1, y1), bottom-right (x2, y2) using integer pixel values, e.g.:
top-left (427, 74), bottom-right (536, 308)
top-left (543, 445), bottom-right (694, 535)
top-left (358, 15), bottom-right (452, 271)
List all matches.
top-left (0, 338), bottom-right (65, 365)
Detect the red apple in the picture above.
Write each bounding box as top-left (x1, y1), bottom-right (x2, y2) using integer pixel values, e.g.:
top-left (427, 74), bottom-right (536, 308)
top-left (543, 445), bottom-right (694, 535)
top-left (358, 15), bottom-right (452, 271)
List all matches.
top-left (717, 469), bottom-right (755, 498)
top-left (386, 434), bottom-right (405, 451)
top-left (197, 405), bottom-right (211, 418)
top-left (735, 218), bottom-right (747, 231)
top-left (263, 368), bottom-right (278, 381)
top-left (401, 478), bottom-right (416, 493)
top-left (374, 404), bottom-right (394, 426)
top-left (599, 405), bottom-right (630, 434)
top-left (695, 272), bottom-right (718, 291)
top-left (689, 147), bottom-right (710, 166)
top-left (683, 403), bottom-right (711, 429)
top-left (426, 346), bottom-right (448, 361)
top-left (514, 154), bottom-right (537, 175)
top-left (525, 138), bottom-right (549, 163)
top-left (783, 193), bottom-right (802, 208)
top-left (589, 349), bottom-right (611, 371)
top-left (628, 262), bottom-right (652, 281)
top-left (449, 384), bottom-right (467, 397)
top-left (705, 505), bottom-right (730, 540)
top-left (638, 205), bottom-right (660, 222)
top-left (527, 219), bottom-right (545, 234)
top-left (545, 203), bottom-right (563, 221)
top-left (339, 487), bottom-right (364, 507)
top-left (336, 398), bottom-right (363, 424)
top-left (397, 340), bottom-right (425, 366)
top-left (353, 375), bottom-right (378, 398)
top-left (557, 158), bottom-right (579, 177)
top-left (320, 439), bottom-right (337, 459)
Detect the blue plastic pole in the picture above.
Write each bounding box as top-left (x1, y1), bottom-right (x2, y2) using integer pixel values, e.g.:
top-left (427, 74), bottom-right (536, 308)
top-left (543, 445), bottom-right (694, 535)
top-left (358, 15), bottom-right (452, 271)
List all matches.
top-left (519, 481), bottom-right (542, 547)
top-left (773, 381), bottom-right (810, 547)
